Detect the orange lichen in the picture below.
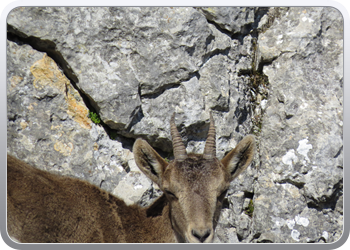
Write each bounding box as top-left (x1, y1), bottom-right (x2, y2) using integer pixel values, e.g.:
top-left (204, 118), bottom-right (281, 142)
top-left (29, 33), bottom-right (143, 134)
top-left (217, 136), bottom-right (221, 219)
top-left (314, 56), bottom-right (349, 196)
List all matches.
top-left (30, 54), bottom-right (91, 130)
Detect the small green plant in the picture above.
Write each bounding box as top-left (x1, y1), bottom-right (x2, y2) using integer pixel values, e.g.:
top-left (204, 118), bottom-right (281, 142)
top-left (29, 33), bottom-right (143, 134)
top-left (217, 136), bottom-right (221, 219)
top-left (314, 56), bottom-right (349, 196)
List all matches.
top-left (88, 111), bottom-right (101, 124)
top-left (245, 199), bottom-right (254, 217)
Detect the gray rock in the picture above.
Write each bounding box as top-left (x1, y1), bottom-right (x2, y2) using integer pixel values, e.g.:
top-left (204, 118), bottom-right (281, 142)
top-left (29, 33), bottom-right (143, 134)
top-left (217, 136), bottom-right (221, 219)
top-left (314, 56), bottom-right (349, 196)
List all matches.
top-left (7, 40), bottom-right (151, 202)
top-left (214, 226), bottom-right (240, 243)
top-left (236, 213), bottom-right (252, 240)
top-left (7, 7), bottom-right (234, 133)
top-left (197, 7), bottom-right (255, 34)
top-left (253, 7), bottom-right (343, 243)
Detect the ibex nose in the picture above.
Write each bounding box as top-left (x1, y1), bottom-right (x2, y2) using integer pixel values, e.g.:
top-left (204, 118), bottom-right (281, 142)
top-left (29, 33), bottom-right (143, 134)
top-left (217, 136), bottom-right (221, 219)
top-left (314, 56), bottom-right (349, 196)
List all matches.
top-left (191, 228), bottom-right (212, 243)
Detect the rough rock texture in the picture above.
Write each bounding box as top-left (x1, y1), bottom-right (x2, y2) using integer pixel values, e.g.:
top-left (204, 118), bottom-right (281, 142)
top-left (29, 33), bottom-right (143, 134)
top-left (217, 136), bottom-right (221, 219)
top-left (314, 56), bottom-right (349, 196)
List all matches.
top-left (7, 7), bottom-right (343, 243)
top-left (251, 7), bottom-right (343, 243)
top-left (197, 7), bottom-right (255, 34)
top-left (7, 40), bottom-right (150, 205)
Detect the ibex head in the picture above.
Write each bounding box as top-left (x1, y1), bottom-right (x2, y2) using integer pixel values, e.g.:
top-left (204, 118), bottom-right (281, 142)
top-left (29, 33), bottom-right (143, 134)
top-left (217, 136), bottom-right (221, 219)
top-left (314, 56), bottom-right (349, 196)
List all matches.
top-left (133, 112), bottom-right (255, 243)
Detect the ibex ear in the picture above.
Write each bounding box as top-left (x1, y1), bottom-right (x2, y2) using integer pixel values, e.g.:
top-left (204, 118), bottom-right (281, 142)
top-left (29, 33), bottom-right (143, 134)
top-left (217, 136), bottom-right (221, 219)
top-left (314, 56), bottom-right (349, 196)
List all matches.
top-left (221, 135), bottom-right (256, 181)
top-left (133, 138), bottom-right (168, 186)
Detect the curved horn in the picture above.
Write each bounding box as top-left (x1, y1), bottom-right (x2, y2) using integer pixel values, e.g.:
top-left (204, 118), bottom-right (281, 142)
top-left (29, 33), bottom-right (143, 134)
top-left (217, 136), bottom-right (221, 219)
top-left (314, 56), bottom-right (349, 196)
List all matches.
top-left (203, 112), bottom-right (216, 160)
top-left (170, 113), bottom-right (187, 161)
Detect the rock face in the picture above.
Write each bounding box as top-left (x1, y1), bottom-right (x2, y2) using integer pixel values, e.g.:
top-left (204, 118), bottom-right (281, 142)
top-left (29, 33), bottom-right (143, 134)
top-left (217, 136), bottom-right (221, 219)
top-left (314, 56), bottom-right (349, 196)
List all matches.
top-left (7, 7), bottom-right (343, 243)
top-left (252, 7), bottom-right (343, 243)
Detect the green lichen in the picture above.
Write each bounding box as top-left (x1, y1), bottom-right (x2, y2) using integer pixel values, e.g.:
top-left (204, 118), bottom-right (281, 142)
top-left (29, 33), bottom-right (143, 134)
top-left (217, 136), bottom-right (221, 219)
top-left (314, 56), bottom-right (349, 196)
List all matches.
top-left (88, 111), bottom-right (101, 124)
top-left (245, 199), bottom-right (254, 217)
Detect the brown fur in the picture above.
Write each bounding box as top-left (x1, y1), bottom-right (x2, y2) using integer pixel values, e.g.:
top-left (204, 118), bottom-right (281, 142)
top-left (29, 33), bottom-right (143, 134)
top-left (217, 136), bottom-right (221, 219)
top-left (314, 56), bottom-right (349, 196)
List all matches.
top-left (7, 155), bottom-right (175, 243)
top-left (7, 116), bottom-right (255, 243)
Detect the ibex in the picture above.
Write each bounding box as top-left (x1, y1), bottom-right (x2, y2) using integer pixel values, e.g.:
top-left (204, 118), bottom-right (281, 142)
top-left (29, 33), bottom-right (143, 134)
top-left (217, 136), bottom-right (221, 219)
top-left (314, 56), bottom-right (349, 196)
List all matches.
top-left (7, 113), bottom-right (255, 243)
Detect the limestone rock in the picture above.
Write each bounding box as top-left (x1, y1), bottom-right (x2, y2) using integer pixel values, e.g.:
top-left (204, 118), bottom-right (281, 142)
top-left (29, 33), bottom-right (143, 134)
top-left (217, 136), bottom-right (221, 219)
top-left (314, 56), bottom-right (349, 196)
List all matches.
top-left (7, 7), bottom-right (234, 134)
top-left (253, 7), bottom-right (343, 243)
top-left (197, 7), bottom-right (255, 34)
top-left (7, 40), bottom-right (148, 202)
